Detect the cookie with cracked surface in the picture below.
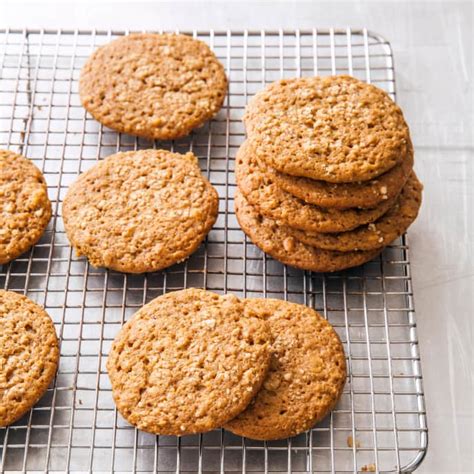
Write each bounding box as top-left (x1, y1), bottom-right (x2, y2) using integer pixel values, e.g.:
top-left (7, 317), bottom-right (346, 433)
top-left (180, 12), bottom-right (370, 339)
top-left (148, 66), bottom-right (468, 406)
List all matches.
top-left (106, 288), bottom-right (272, 435)
top-left (0, 150), bottom-right (52, 265)
top-left (63, 149), bottom-right (218, 273)
top-left (80, 33), bottom-right (227, 140)
top-left (0, 290), bottom-right (59, 426)
top-left (225, 298), bottom-right (346, 440)
top-left (287, 172), bottom-right (423, 252)
top-left (234, 190), bottom-right (380, 272)
top-left (264, 139), bottom-right (414, 209)
top-left (244, 75), bottom-right (410, 183)
top-left (235, 141), bottom-right (397, 233)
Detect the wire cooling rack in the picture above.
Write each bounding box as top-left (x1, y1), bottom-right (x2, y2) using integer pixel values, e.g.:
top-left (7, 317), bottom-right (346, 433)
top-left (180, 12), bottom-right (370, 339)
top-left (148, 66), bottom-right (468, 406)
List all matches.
top-left (0, 29), bottom-right (427, 473)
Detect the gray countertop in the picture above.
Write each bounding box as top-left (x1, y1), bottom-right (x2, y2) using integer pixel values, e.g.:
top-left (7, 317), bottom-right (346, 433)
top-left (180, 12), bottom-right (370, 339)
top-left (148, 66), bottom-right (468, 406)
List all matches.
top-left (0, 1), bottom-right (472, 472)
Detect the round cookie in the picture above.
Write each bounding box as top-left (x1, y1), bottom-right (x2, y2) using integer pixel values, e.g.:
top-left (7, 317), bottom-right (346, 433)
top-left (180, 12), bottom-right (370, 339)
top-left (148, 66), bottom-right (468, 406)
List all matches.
top-left (264, 139), bottom-right (414, 209)
top-left (0, 150), bottom-right (52, 264)
top-left (234, 190), bottom-right (381, 272)
top-left (225, 298), bottom-right (346, 440)
top-left (106, 288), bottom-right (272, 435)
top-left (244, 75), bottom-right (410, 183)
top-left (235, 141), bottom-right (398, 233)
top-left (80, 33), bottom-right (227, 140)
top-left (63, 149), bottom-right (218, 273)
top-left (0, 290), bottom-right (59, 426)
top-left (288, 172), bottom-right (423, 252)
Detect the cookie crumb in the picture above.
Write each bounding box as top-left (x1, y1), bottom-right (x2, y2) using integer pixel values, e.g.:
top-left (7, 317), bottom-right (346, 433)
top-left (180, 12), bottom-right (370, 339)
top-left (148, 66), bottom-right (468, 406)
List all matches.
top-left (347, 435), bottom-right (361, 448)
top-left (283, 236), bottom-right (295, 252)
top-left (263, 376), bottom-right (281, 391)
top-left (361, 463), bottom-right (376, 472)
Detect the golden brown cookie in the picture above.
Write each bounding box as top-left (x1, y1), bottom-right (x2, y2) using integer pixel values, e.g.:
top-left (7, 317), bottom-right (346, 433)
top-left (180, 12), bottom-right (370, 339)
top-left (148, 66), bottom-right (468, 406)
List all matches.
top-left (106, 288), bottom-right (272, 435)
top-left (0, 290), bottom-right (59, 426)
top-left (225, 298), bottom-right (346, 440)
top-left (264, 139), bottom-right (414, 209)
top-left (63, 149), bottom-right (218, 273)
top-left (235, 141), bottom-right (398, 233)
top-left (288, 172), bottom-right (423, 252)
top-left (245, 75), bottom-right (410, 183)
top-left (80, 33), bottom-right (227, 140)
top-left (235, 190), bottom-right (380, 272)
top-left (0, 150), bottom-right (52, 264)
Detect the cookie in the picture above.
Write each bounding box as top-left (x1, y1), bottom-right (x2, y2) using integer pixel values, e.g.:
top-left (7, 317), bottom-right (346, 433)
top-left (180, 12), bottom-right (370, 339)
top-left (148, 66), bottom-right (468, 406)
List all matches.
top-left (235, 190), bottom-right (380, 272)
top-left (63, 149), bottom-right (218, 273)
top-left (225, 298), bottom-right (346, 440)
top-left (244, 75), bottom-right (410, 183)
top-left (0, 290), bottom-right (59, 426)
top-left (235, 141), bottom-right (398, 233)
top-left (106, 288), bottom-right (272, 435)
top-left (265, 139), bottom-right (413, 209)
top-left (0, 150), bottom-right (52, 264)
top-left (288, 172), bottom-right (423, 252)
top-left (80, 33), bottom-right (227, 140)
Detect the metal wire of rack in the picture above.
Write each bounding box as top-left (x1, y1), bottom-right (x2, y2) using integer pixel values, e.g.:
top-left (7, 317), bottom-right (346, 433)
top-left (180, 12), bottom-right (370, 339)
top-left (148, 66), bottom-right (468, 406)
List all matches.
top-left (0, 28), bottom-right (427, 473)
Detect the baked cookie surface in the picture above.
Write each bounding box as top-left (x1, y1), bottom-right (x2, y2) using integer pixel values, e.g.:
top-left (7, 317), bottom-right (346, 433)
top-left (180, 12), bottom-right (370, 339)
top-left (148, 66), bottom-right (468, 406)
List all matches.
top-left (235, 190), bottom-right (380, 272)
top-left (288, 172), bottom-right (423, 252)
top-left (225, 298), bottom-right (346, 440)
top-left (235, 142), bottom-right (397, 233)
top-left (265, 139), bottom-right (413, 209)
top-left (80, 33), bottom-right (227, 140)
top-left (0, 290), bottom-right (59, 426)
top-left (62, 149), bottom-right (218, 273)
top-left (0, 150), bottom-right (51, 264)
top-left (245, 75), bottom-right (410, 183)
top-left (106, 288), bottom-right (272, 435)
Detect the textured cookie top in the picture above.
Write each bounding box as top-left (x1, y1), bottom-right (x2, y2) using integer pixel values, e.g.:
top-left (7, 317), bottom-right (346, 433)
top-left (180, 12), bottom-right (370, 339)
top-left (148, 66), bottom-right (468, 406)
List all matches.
top-left (62, 149), bottom-right (218, 273)
top-left (80, 33), bottom-right (227, 140)
top-left (235, 141), bottom-right (397, 233)
top-left (0, 290), bottom-right (59, 426)
top-left (245, 75), bottom-right (410, 182)
top-left (225, 298), bottom-right (346, 440)
top-left (0, 150), bottom-right (52, 264)
top-left (234, 191), bottom-right (380, 273)
top-left (266, 139), bottom-right (414, 209)
top-left (106, 288), bottom-right (272, 435)
top-left (289, 172), bottom-right (423, 252)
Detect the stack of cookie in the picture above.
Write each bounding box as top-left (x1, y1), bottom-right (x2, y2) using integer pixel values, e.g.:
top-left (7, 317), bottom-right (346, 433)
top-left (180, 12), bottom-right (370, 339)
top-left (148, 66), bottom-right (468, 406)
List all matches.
top-left (235, 75), bottom-right (422, 272)
top-left (107, 288), bottom-right (346, 440)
